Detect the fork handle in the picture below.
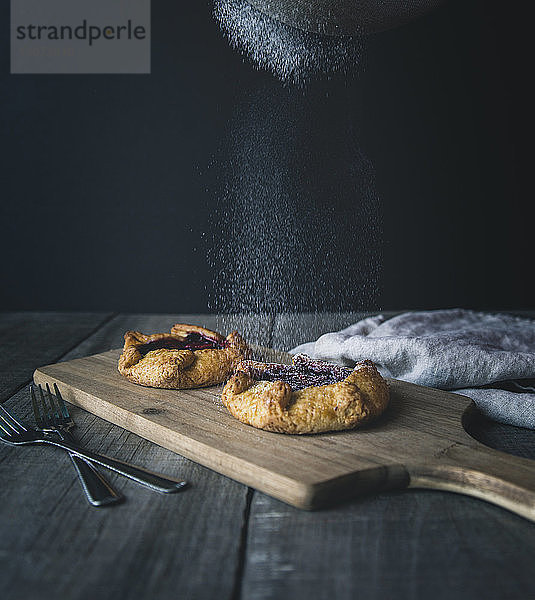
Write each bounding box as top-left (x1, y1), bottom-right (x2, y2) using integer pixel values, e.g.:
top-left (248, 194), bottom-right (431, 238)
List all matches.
top-left (45, 439), bottom-right (187, 493)
top-left (60, 429), bottom-right (123, 507)
top-left (70, 453), bottom-right (123, 506)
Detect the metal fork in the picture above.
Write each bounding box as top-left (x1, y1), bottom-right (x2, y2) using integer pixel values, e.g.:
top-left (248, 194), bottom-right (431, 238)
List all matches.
top-left (31, 383), bottom-right (122, 507)
top-left (0, 399), bottom-right (187, 494)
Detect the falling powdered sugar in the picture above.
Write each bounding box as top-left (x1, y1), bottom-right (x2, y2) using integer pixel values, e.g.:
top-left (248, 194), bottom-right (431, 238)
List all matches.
top-left (208, 1), bottom-right (381, 345)
top-left (213, 0), bottom-right (364, 86)
top-left (207, 84), bottom-right (382, 344)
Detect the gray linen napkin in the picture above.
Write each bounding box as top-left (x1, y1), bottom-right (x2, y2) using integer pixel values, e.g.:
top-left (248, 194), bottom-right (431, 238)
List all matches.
top-left (291, 309), bottom-right (535, 429)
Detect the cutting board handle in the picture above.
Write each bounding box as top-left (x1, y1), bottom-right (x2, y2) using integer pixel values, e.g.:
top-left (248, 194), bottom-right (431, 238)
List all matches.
top-left (406, 443), bottom-right (535, 522)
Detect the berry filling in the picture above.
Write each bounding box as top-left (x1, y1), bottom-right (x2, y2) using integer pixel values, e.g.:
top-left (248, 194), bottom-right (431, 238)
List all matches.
top-left (239, 354), bottom-right (352, 391)
top-left (140, 332), bottom-right (226, 355)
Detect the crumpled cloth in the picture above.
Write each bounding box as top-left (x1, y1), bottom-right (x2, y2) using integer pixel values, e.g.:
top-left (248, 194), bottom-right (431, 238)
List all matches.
top-left (291, 309), bottom-right (535, 429)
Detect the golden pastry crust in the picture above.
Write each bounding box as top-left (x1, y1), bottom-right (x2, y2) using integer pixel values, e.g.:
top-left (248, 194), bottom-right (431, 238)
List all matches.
top-left (221, 358), bottom-right (389, 434)
top-left (118, 324), bottom-right (249, 389)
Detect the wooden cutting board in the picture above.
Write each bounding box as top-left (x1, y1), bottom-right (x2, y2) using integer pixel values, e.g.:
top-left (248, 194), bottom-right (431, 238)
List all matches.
top-left (33, 348), bottom-right (535, 520)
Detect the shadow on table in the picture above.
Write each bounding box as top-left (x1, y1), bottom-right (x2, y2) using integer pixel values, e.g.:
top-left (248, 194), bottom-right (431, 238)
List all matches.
top-left (464, 408), bottom-right (535, 460)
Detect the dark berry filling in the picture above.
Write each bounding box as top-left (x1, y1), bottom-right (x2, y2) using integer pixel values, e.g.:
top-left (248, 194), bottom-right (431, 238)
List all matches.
top-left (240, 355), bottom-right (352, 391)
top-left (140, 332), bottom-right (226, 355)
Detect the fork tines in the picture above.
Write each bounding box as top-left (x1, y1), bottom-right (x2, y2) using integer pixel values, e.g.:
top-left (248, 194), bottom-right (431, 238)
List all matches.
top-left (31, 383), bottom-right (71, 429)
top-left (53, 384), bottom-right (72, 421)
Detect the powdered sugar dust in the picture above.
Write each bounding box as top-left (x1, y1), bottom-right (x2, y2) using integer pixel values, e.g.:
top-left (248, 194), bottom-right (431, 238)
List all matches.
top-left (209, 0), bottom-right (381, 345)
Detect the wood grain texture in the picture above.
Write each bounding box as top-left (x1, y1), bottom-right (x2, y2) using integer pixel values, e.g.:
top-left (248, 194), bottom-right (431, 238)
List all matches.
top-left (238, 313), bottom-right (535, 600)
top-left (0, 311), bottom-right (112, 403)
top-left (241, 491), bottom-right (535, 600)
top-left (3, 312), bottom-right (535, 600)
top-left (34, 347), bottom-right (535, 518)
top-left (0, 387), bottom-right (248, 600)
top-left (1, 314), bottom-right (271, 600)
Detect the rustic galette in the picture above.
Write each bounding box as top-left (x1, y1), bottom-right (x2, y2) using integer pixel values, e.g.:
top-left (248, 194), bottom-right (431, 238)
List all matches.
top-left (118, 324), bottom-right (249, 389)
top-left (221, 354), bottom-right (389, 434)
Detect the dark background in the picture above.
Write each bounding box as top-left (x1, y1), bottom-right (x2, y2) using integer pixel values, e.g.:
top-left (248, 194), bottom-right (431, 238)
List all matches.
top-left (1, 0), bottom-right (532, 313)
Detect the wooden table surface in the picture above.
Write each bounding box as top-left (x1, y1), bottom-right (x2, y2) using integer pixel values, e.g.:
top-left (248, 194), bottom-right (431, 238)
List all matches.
top-left (1, 311), bottom-right (535, 600)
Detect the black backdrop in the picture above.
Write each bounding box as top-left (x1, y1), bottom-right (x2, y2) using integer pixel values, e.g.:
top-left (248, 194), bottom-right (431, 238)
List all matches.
top-left (1, 0), bottom-right (532, 312)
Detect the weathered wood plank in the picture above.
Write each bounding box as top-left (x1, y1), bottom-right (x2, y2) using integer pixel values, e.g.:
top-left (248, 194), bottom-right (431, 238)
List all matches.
top-left (237, 312), bottom-right (535, 600)
top-left (242, 491), bottom-right (535, 600)
top-left (0, 313), bottom-right (273, 600)
top-left (0, 311), bottom-right (112, 403)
